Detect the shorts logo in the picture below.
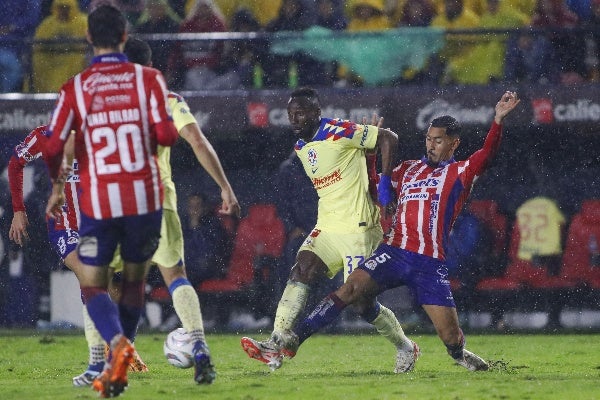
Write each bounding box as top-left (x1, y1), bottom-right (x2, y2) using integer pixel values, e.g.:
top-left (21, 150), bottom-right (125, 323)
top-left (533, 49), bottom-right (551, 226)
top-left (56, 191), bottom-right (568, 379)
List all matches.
top-left (363, 252), bottom-right (391, 270)
top-left (310, 229), bottom-right (321, 237)
top-left (78, 236), bottom-right (98, 258)
top-left (437, 267), bottom-right (450, 285)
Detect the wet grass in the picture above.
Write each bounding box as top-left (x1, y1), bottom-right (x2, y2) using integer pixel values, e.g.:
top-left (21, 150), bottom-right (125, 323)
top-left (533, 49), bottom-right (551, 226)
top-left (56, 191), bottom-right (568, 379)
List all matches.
top-left (0, 331), bottom-right (599, 400)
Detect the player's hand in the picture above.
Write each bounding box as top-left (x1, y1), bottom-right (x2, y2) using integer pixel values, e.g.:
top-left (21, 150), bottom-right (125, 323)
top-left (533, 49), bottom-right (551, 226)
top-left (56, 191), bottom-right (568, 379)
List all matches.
top-left (494, 91), bottom-right (520, 124)
top-left (46, 183), bottom-right (66, 220)
top-left (9, 211), bottom-right (30, 246)
top-left (362, 113), bottom-right (384, 128)
top-left (218, 188), bottom-right (241, 218)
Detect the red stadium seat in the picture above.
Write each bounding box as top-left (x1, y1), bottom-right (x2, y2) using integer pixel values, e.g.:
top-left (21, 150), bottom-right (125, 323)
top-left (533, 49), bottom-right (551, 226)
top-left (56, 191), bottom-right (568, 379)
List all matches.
top-left (197, 204), bottom-right (286, 327)
top-left (199, 203), bottom-right (285, 292)
top-left (560, 200), bottom-right (600, 289)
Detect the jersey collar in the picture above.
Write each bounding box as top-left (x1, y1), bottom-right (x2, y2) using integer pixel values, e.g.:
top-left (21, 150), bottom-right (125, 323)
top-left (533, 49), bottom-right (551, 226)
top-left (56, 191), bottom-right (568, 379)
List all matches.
top-left (91, 53), bottom-right (129, 65)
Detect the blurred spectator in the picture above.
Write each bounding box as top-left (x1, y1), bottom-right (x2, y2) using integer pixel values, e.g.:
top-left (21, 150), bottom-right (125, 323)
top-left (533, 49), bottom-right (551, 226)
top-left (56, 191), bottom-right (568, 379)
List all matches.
top-left (583, 0), bottom-right (600, 81)
top-left (273, 151), bottom-right (318, 292)
top-left (446, 209), bottom-right (493, 310)
top-left (0, 1), bottom-right (41, 93)
top-left (88, 0), bottom-right (144, 23)
top-left (215, 8), bottom-right (267, 88)
top-left (397, 0), bottom-right (436, 27)
top-left (263, 0), bottom-right (327, 87)
top-left (347, 0), bottom-right (393, 31)
top-left (316, 0), bottom-right (347, 30)
top-left (504, 0), bottom-right (581, 84)
top-left (504, 0), bottom-right (537, 17)
top-left (32, 0), bottom-right (88, 93)
top-left (341, 0), bottom-right (393, 86)
top-left (430, 0), bottom-right (481, 84)
top-left (515, 196), bottom-right (566, 277)
top-left (133, 0), bottom-right (181, 74)
top-left (566, 0), bottom-right (592, 21)
top-left (449, 0), bottom-right (529, 84)
top-left (168, 0), bottom-right (227, 90)
top-left (182, 192), bottom-right (231, 285)
top-left (314, 0), bottom-right (347, 85)
top-left (432, 0), bottom-right (487, 16)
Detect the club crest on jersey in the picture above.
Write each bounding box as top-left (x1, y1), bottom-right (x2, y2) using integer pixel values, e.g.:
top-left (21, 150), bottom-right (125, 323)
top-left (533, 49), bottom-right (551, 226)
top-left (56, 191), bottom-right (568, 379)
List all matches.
top-left (307, 148), bottom-right (317, 167)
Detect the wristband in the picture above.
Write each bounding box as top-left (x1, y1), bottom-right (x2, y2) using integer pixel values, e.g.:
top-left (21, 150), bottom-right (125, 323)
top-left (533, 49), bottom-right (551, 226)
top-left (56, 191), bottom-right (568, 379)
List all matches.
top-left (378, 175), bottom-right (393, 207)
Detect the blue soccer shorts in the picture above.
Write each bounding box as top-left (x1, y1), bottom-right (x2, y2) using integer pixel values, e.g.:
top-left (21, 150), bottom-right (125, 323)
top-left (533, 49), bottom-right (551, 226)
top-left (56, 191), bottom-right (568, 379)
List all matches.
top-left (358, 243), bottom-right (456, 308)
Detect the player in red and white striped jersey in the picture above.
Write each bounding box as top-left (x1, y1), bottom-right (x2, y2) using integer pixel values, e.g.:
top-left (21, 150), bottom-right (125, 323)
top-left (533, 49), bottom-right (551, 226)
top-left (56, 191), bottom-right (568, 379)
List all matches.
top-left (44, 5), bottom-right (178, 398)
top-left (281, 91), bottom-right (520, 373)
top-left (8, 125), bottom-right (148, 386)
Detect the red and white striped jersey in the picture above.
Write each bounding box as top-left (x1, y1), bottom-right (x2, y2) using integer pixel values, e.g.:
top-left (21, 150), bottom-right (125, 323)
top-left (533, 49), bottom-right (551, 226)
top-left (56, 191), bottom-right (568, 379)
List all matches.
top-left (385, 121), bottom-right (503, 260)
top-left (46, 53), bottom-right (178, 219)
top-left (9, 126), bottom-right (80, 231)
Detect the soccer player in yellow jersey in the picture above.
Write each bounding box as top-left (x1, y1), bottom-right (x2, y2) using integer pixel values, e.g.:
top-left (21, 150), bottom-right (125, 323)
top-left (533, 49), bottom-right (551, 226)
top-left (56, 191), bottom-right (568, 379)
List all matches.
top-left (124, 38), bottom-right (240, 384)
top-left (242, 87), bottom-right (418, 373)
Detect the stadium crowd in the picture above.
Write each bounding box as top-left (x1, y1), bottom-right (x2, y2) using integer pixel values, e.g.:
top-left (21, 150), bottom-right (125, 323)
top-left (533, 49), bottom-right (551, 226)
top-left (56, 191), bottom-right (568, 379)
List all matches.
top-left (1, 0), bottom-right (600, 92)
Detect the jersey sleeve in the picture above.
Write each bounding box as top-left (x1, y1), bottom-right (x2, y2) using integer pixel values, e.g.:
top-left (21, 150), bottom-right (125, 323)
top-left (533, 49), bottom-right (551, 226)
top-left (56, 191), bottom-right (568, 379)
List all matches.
top-left (314, 118), bottom-right (378, 150)
top-left (148, 69), bottom-right (178, 146)
top-left (466, 121), bottom-right (502, 175)
top-left (8, 127), bottom-right (48, 212)
top-left (168, 92), bottom-right (198, 132)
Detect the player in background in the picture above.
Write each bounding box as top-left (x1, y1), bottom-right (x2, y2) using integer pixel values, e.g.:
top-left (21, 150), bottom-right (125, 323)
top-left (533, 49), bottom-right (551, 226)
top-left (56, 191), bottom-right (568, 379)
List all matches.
top-left (8, 126), bottom-right (150, 387)
top-left (241, 87), bottom-right (418, 374)
top-left (44, 5), bottom-right (179, 398)
top-left (269, 91), bottom-right (521, 372)
top-left (123, 37), bottom-right (241, 384)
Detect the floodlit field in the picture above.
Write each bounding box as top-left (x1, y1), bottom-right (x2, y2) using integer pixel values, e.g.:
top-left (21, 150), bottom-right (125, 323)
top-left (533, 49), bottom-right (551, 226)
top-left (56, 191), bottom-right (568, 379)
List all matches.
top-left (0, 331), bottom-right (599, 400)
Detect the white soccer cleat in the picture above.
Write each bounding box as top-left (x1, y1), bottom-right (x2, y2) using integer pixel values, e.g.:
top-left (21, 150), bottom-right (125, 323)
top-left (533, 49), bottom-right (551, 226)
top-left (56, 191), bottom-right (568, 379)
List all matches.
top-left (394, 340), bottom-right (420, 373)
top-left (455, 349), bottom-right (489, 371)
top-left (72, 370), bottom-right (100, 387)
top-left (272, 330), bottom-right (299, 359)
top-left (241, 337), bottom-right (283, 371)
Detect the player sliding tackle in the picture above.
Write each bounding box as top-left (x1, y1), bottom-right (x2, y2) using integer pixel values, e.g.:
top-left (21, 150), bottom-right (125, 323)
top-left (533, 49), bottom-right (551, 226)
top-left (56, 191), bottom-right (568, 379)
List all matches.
top-left (243, 91), bottom-right (520, 372)
top-left (242, 87), bottom-right (422, 373)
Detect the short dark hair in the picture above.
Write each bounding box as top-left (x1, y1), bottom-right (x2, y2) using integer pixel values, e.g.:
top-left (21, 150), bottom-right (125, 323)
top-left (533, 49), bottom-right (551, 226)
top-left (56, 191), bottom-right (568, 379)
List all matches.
top-left (88, 5), bottom-right (127, 48)
top-left (430, 115), bottom-right (461, 137)
top-left (124, 37), bottom-right (152, 66)
top-left (289, 87), bottom-right (320, 106)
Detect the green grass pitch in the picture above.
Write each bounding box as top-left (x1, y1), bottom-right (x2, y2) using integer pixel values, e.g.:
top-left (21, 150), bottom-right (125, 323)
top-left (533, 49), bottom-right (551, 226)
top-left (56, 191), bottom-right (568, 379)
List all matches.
top-left (0, 331), bottom-right (599, 400)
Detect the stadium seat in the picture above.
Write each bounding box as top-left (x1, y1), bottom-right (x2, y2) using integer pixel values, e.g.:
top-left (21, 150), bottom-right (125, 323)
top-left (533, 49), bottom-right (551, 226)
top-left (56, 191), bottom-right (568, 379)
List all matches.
top-left (560, 200), bottom-right (600, 290)
top-left (197, 203), bottom-right (286, 328)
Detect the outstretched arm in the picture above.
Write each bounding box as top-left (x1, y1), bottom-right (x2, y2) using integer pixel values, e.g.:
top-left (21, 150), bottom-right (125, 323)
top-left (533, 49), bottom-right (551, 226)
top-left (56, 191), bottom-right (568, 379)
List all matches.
top-left (179, 122), bottom-right (241, 218)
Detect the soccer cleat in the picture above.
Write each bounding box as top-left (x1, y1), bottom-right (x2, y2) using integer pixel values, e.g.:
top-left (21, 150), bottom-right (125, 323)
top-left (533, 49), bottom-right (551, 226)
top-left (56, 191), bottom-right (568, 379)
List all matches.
top-left (272, 330), bottom-right (299, 359)
top-left (193, 341), bottom-right (216, 384)
top-left (455, 349), bottom-right (489, 371)
top-left (72, 370), bottom-right (100, 387)
top-left (241, 336), bottom-right (283, 371)
top-left (92, 335), bottom-right (134, 398)
top-left (129, 349), bottom-right (149, 372)
top-left (394, 340), bottom-right (420, 373)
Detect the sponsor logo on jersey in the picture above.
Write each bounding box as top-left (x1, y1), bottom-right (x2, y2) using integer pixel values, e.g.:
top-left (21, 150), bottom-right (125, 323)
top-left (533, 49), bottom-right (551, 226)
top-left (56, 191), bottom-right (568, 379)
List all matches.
top-left (312, 169), bottom-right (342, 190)
top-left (401, 178), bottom-right (440, 192)
top-left (400, 192), bottom-right (429, 203)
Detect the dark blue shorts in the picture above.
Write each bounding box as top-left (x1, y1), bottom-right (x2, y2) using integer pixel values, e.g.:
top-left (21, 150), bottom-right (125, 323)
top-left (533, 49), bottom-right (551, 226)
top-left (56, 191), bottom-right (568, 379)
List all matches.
top-left (358, 244), bottom-right (455, 307)
top-left (47, 220), bottom-right (79, 260)
top-left (77, 210), bottom-right (162, 266)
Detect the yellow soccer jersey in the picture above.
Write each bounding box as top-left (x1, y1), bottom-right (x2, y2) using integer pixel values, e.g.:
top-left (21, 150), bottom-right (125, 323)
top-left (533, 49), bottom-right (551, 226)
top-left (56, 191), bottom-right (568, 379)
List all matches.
top-left (295, 118), bottom-right (380, 233)
top-left (516, 196), bottom-right (566, 260)
top-left (157, 92), bottom-right (197, 211)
